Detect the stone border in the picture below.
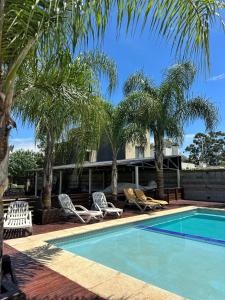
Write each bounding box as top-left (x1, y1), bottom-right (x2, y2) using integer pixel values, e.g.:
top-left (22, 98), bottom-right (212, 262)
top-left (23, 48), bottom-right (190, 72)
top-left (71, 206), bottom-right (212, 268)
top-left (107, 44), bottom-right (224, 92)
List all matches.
top-left (6, 206), bottom-right (200, 300)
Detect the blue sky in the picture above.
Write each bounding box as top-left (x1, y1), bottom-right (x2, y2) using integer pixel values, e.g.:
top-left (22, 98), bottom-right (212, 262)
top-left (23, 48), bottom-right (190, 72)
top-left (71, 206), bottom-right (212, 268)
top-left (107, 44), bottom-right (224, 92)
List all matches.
top-left (10, 14), bottom-right (225, 155)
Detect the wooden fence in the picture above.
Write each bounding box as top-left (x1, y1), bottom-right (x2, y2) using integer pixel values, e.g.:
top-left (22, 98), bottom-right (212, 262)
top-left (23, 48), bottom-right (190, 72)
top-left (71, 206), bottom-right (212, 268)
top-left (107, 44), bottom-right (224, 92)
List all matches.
top-left (3, 187), bottom-right (183, 216)
top-left (2, 196), bottom-right (39, 214)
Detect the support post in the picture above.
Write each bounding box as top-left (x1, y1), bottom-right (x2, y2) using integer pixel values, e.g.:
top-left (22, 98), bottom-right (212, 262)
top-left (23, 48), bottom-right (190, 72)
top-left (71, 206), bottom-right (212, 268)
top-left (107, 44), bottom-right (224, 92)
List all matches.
top-left (35, 172), bottom-right (38, 197)
top-left (102, 171), bottom-right (105, 189)
top-left (59, 170), bottom-right (62, 194)
top-left (135, 166), bottom-right (139, 189)
top-left (177, 168), bottom-right (181, 188)
top-left (88, 168), bottom-right (92, 194)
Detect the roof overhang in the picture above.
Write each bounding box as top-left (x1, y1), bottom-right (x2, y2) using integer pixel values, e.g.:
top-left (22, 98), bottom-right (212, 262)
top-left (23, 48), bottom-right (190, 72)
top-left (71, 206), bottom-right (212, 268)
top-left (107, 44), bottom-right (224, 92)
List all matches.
top-left (29, 155), bottom-right (181, 172)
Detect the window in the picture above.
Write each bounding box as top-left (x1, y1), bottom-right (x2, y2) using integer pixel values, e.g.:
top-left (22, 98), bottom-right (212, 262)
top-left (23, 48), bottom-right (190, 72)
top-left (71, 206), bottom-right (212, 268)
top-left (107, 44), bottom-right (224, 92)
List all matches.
top-left (135, 146), bottom-right (144, 159)
top-left (85, 151), bottom-right (91, 162)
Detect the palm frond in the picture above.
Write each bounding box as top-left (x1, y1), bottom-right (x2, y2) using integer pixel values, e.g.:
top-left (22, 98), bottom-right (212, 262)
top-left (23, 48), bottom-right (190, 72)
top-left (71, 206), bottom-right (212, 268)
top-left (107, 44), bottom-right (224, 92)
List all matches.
top-left (120, 91), bottom-right (160, 127)
top-left (78, 51), bottom-right (118, 95)
top-left (185, 97), bottom-right (218, 131)
top-left (145, 0), bottom-right (224, 68)
top-left (123, 71), bottom-right (156, 96)
top-left (162, 62), bottom-right (196, 91)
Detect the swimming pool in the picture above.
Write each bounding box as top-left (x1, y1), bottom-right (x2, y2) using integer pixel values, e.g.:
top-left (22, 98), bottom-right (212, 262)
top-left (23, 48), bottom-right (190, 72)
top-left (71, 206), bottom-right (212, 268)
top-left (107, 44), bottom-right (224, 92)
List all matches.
top-left (50, 208), bottom-right (225, 300)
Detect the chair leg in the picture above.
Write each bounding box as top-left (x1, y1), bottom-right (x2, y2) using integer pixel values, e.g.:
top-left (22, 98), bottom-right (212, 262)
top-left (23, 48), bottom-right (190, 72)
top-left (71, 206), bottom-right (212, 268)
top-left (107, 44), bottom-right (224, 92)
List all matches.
top-left (86, 215), bottom-right (92, 223)
top-left (76, 214), bottom-right (87, 224)
top-left (135, 203), bottom-right (144, 212)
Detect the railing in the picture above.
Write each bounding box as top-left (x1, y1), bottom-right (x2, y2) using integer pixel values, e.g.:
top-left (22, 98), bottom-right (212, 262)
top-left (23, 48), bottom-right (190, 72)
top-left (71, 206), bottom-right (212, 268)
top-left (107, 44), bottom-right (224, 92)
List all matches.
top-left (2, 196), bottom-right (39, 214)
top-left (2, 187), bottom-right (183, 217)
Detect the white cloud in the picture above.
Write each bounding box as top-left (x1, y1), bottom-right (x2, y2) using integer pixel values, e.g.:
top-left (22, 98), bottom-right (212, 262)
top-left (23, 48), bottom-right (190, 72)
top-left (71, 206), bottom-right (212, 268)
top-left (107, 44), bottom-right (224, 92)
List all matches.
top-left (208, 73), bottom-right (225, 81)
top-left (9, 137), bottom-right (38, 152)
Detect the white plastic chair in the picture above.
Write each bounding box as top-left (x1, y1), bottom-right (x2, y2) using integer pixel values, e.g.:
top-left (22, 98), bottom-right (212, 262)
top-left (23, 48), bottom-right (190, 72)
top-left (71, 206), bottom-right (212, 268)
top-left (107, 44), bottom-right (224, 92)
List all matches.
top-left (4, 201), bottom-right (32, 234)
top-left (92, 192), bottom-right (123, 217)
top-left (58, 194), bottom-right (103, 224)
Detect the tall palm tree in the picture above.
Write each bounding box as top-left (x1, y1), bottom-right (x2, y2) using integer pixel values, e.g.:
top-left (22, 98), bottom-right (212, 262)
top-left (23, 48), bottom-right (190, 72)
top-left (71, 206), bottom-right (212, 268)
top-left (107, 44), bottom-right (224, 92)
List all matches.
top-left (102, 102), bottom-right (146, 197)
top-left (14, 51), bottom-right (117, 209)
top-left (122, 63), bottom-right (218, 199)
top-left (1, 0), bottom-right (222, 201)
top-left (0, 0), bottom-right (223, 289)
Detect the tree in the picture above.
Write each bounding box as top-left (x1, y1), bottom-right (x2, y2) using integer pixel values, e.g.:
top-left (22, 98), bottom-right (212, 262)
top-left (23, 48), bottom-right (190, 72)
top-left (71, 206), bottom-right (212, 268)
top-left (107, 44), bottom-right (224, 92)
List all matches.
top-left (14, 51), bottom-right (117, 209)
top-left (102, 102), bottom-right (146, 197)
top-left (122, 63), bottom-right (218, 199)
top-left (9, 150), bottom-right (43, 181)
top-left (1, 0), bottom-right (223, 200)
top-left (0, 0), bottom-right (223, 291)
top-left (185, 132), bottom-right (225, 166)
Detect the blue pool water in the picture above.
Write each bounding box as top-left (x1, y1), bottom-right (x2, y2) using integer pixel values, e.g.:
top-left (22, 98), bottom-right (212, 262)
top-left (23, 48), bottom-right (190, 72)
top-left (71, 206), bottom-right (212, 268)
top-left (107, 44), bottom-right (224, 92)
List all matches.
top-left (50, 209), bottom-right (225, 300)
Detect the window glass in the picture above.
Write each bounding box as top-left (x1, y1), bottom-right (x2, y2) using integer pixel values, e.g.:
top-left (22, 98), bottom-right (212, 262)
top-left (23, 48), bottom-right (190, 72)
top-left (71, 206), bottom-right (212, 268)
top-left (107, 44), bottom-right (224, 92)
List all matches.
top-left (135, 146), bottom-right (144, 158)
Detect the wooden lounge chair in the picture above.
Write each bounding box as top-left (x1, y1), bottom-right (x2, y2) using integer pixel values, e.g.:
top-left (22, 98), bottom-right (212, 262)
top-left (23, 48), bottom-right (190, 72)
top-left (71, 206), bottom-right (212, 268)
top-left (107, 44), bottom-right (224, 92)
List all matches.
top-left (124, 188), bottom-right (159, 212)
top-left (134, 189), bottom-right (168, 207)
top-left (4, 201), bottom-right (32, 234)
top-left (58, 194), bottom-right (103, 224)
top-left (92, 192), bottom-right (123, 217)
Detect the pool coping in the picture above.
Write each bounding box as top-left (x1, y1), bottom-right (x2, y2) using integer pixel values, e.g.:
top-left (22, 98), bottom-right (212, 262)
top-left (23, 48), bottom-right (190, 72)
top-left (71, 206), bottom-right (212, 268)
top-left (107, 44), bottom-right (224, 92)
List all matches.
top-left (5, 206), bottom-right (213, 300)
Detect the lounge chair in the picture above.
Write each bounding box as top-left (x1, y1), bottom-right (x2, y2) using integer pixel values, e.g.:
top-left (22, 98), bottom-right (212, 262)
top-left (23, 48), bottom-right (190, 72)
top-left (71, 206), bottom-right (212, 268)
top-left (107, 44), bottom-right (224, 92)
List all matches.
top-left (58, 194), bottom-right (103, 224)
top-left (134, 189), bottom-right (168, 207)
top-left (124, 188), bottom-right (159, 212)
top-left (4, 201), bottom-right (32, 234)
top-left (92, 192), bottom-right (123, 217)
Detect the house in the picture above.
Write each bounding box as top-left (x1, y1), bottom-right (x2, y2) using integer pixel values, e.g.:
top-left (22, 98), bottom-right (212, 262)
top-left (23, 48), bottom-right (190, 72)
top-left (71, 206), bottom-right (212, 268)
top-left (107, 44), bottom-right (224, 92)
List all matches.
top-left (30, 132), bottom-right (181, 196)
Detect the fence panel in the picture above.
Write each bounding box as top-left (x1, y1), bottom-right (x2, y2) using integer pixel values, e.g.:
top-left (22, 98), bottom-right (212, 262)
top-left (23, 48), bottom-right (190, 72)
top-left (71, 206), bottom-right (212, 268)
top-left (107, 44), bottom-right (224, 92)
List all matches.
top-left (181, 170), bottom-right (225, 202)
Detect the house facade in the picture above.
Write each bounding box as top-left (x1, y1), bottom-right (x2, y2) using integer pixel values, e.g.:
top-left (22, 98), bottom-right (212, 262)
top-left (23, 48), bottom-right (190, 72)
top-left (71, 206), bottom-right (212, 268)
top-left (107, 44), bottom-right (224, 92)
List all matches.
top-left (85, 132), bottom-right (179, 163)
top-left (30, 132), bottom-right (181, 196)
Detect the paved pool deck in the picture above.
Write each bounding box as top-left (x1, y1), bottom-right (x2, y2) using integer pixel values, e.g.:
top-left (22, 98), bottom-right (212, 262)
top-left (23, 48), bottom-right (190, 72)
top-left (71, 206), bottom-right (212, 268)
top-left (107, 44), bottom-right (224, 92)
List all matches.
top-left (4, 200), bottom-right (225, 299)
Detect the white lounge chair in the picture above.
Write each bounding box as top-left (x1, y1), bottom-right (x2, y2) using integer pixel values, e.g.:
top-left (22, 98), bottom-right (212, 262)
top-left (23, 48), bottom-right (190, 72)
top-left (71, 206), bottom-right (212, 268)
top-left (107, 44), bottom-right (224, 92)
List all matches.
top-left (4, 201), bottom-right (32, 234)
top-left (92, 192), bottom-right (123, 217)
top-left (58, 194), bottom-right (103, 224)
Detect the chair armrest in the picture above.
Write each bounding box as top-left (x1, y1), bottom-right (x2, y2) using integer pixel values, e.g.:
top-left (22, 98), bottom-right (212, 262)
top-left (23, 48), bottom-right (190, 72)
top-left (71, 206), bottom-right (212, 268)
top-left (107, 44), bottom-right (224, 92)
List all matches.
top-left (28, 211), bottom-right (32, 221)
top-left (64, 207), bottom-right (78, 214)
top-left (107, 202), bottom-right (116, 208)
top-left (93, 203), bottom-right (102, 212)
top-left (74, 205), bottom-right (89, 212)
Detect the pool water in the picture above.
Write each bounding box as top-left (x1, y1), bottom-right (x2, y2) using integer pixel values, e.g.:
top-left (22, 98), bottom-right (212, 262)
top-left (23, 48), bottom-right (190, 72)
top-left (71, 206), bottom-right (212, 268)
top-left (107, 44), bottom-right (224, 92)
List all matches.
top-left (138, 209), bottom-right (225, 246)
top-left (51, 209), bottom-right (225, 300)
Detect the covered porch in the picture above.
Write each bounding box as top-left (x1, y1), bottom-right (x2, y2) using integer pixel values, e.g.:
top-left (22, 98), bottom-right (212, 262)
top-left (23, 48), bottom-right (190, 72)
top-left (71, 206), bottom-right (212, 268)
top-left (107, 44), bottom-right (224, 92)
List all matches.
top-left (30, 155), bottom-right (182, 198)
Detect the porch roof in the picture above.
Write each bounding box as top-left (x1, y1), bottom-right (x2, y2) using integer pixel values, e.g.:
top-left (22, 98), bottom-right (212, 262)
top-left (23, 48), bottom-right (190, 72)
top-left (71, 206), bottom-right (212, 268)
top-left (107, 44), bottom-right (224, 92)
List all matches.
top-left (30, 155), bottom-right (181, 172)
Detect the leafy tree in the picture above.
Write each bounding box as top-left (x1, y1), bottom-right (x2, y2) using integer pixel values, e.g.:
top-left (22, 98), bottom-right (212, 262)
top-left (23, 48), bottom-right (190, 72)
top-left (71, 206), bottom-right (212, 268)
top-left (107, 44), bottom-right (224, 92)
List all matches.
top-left (185, 132), bottom-right (225, 166)
top-left (121, 63), bottom-right (217, 199)
top-left (14, 51), bottom-right (117, 208)
top-left (9, 150), bottom-right (43, 180)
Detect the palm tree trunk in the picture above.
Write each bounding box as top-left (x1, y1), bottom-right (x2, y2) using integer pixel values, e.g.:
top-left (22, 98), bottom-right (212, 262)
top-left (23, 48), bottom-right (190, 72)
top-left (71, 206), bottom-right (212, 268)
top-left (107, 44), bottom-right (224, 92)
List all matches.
top-left (111, 153), bottom-right (118, 200)
top-left (0, 126), bottom-right (9, 293)
top-left (154, 131), bottom-right (165, 199)
top-left (0, 84), bottom-right (14, 291)
top-left (42, 129), bottom-right (54, 209)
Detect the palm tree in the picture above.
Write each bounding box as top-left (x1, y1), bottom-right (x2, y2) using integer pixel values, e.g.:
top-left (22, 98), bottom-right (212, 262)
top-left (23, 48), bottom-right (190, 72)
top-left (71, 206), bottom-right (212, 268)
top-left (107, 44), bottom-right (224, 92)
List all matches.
top-left (0, 0), bottom-right (223, 289)
top-left (102, 102), bottom-right (146, 198)
top-left (1, 0), bottom-right (222, 200)
top-left (122, 63), bottom-right (218, 199)
top-left (14, 51), bottom-right (117, 209)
